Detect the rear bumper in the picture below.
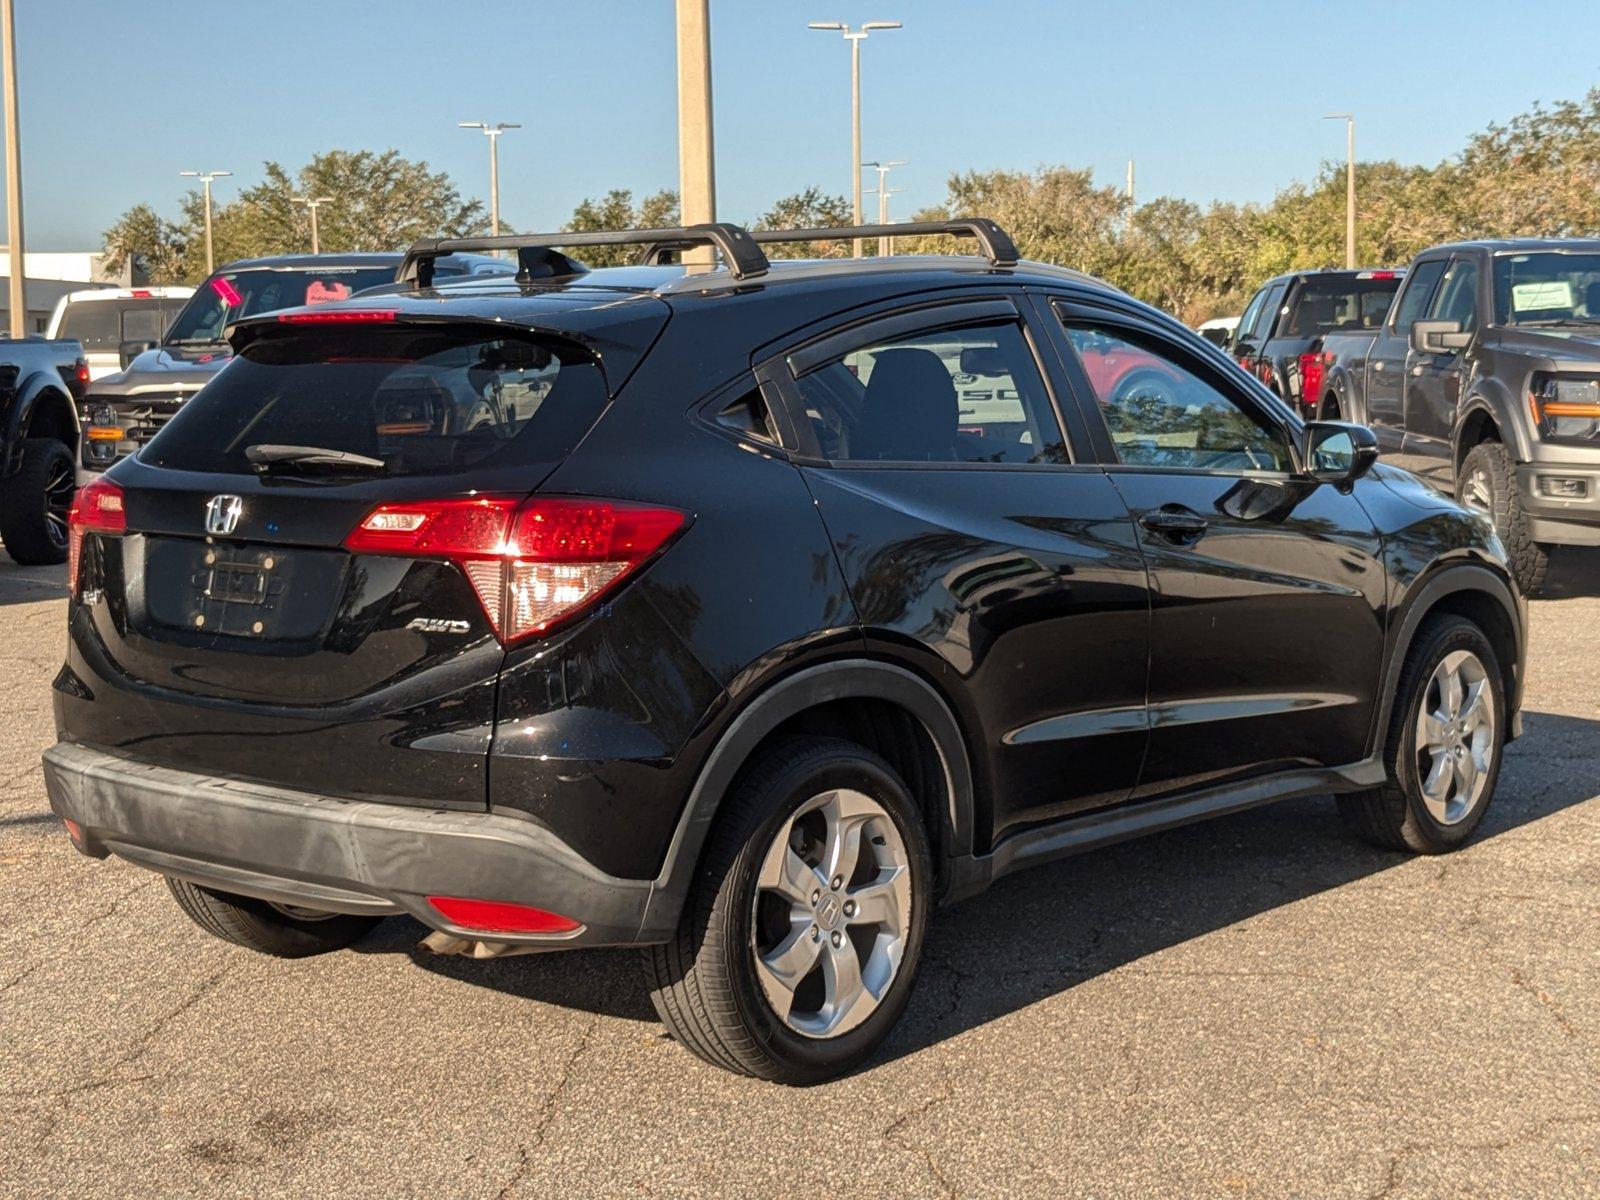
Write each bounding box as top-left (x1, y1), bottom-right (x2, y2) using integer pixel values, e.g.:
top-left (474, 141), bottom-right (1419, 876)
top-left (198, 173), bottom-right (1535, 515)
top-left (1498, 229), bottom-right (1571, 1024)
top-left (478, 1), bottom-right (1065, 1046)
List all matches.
top-left (42, 741), bottom-right (655, 947)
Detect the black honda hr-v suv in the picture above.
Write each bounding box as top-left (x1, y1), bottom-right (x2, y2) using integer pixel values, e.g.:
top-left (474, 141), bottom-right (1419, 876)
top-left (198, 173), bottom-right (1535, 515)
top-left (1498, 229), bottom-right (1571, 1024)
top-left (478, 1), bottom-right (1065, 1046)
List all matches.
top-left (44, 220), bottom-right (1524, 1084)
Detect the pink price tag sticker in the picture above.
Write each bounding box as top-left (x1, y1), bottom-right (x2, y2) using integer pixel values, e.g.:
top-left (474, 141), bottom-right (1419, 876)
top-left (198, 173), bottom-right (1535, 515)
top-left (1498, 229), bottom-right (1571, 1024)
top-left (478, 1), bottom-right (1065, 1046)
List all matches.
top-left (305, 280), bottom-right (352, 305)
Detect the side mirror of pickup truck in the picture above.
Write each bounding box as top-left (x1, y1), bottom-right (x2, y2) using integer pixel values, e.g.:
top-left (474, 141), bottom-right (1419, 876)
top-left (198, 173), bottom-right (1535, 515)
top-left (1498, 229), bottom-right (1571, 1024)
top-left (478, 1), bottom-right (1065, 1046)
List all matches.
top-left (1301, 420), bottom-right (1379, 492)
top-left (1411, 319), bottom-right (1473, 356)
top-left (119, 339), bottom-right (157, 369)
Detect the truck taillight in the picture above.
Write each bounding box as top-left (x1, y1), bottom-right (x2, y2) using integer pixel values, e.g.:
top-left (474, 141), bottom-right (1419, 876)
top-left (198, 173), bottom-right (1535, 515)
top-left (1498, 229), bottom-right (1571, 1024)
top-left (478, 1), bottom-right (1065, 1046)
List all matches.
top-left (1299, 351), bottom-right (1330, 409)
top-left (343, 496), bottom-right (688, 644)
top-left (67, 478), bottom-right (126, 597)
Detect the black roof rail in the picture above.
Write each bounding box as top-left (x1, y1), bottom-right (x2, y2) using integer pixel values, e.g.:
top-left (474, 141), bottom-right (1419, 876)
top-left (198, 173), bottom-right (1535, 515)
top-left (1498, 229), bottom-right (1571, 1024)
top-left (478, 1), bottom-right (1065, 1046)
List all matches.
top-left (743, 218), bottom-right (1019, 268)
top-left (399, 223), bottom-right (770, 287)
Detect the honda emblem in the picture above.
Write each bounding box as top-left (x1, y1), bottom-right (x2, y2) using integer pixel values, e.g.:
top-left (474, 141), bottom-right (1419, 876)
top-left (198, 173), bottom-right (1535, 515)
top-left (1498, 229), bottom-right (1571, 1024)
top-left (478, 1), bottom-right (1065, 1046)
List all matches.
top-left (204, 494), bottom-right (243, 536)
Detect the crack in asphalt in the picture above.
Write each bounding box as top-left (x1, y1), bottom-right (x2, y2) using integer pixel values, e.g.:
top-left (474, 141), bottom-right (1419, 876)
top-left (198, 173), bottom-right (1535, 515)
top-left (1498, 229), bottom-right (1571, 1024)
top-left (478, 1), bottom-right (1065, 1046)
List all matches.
top-left (1369, 1112), bottom-right (1600, 1198)
top-left (882, 1064), bottom-right (957, 1200)
top-left (1460, 895), bottom-right (1583, 1042)
top-left (497, 1014), bottom-right (599, 1199)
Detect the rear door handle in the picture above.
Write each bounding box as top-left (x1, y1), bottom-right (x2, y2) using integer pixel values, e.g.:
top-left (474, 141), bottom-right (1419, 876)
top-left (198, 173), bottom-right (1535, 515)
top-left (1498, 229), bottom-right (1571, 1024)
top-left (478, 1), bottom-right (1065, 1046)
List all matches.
top-left (1140, 506), bottom-right (1209, 541)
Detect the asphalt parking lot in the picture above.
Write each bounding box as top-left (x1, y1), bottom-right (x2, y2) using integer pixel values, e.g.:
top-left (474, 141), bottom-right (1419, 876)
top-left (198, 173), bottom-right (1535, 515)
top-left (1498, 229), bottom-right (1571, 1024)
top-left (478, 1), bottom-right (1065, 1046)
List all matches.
top-left (1, 555), bottom-right (1596, 1200)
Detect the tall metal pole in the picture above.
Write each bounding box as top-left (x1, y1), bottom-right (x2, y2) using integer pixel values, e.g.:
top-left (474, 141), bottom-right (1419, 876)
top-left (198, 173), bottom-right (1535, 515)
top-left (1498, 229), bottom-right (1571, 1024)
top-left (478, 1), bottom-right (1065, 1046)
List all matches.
top-left (810, 21), bottom-right (901, 258)
top-left (181, 170), bottom-right (232, 275)
top-left (1126, 158), bottom-right (1135, 206)
top-left (1325, 112), bottom-right (1355, 268)
top-left (676, 0), bottom-right (716, 268)
top-left (459, 122), bottom-right (520, 238)
top-left (863, 159), bottom-right (904, 255)
top-left (291, 196), bottom-right (333, 254)
top-left (2, 0), bottom-right (26, 337)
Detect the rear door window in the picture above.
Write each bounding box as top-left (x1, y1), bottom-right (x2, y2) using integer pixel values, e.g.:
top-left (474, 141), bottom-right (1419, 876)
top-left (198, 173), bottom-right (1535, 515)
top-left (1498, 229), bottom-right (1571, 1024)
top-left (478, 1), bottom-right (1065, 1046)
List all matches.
top-left (142, 327), bottom-right (610, 478)
top-left (790, 319), bottom-right (1068, 465)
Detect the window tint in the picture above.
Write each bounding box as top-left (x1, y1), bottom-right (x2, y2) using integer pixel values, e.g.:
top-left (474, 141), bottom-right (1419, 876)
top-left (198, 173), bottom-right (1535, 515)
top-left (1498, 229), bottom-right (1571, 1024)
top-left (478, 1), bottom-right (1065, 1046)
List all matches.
top-left (1428, 259), bottom-right (1480, 332)
top-left (1390, 260), bottom-right (1447, 332)
top-left (792, 320), bottom-right (1067, 464)
top-left (1282, 276), bottom-right (1402, 336)
top-left (165, 267), bottom-right (397, 345)
top-left (144, 328), bottom-right (608, 478)
top-left (714, 388), bottom-right (778, 445)
top-left (1235, 287), bottom-right (1269, 342)
top-left (1063, 323), bottom-right (1291, 471)
top-left (1254, 284), bottom-right (1289, 339)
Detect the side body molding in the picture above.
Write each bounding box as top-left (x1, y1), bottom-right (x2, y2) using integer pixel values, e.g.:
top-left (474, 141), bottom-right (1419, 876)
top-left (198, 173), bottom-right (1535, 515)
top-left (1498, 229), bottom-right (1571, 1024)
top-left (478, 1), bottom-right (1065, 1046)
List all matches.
top-left (637, 659), bottom-right (975, 940)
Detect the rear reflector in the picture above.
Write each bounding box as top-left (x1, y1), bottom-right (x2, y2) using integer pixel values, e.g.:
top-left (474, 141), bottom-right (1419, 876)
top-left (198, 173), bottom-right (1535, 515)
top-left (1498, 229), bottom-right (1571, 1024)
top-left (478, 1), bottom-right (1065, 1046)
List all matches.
top-left (344, 496), bottom-right (687, 644)
top-left (67, 477), bottom-right (127, 597)
top-left (62, 818), bottom-right (83, 843)
top-left (277, 309), bottom-right (398, 325)
top-left (426, 896), bottom-right (581, 935)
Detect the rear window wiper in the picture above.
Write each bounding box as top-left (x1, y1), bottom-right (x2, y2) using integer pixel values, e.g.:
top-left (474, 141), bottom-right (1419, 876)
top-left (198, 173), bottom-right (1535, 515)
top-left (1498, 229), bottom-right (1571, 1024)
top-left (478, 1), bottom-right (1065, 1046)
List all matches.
top-left (245, 444), bottom-right (388, 474)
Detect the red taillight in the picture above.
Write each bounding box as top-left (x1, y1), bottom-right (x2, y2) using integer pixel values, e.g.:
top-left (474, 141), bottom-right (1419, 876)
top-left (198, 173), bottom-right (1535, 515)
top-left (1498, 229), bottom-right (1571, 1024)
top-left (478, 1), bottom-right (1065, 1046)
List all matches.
top-left (344, 496), bottom-right (687, 643)
top-left (67, 478), bottom-right (126, 597)
top-left (277, 309), bottom-right (398, 325)
top-left (75, 360), bottom-right (90, 385)
top-left (426, 896), bottom-right (581, 935)
top-left (1299, 351), bottom-right (1332, 409)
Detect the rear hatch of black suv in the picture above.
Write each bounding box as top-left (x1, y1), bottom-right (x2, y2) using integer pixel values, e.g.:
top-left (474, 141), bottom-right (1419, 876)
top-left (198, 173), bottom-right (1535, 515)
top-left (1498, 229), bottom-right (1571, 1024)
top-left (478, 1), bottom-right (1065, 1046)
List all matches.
top-left (57, 292), bottom-right (671, 809)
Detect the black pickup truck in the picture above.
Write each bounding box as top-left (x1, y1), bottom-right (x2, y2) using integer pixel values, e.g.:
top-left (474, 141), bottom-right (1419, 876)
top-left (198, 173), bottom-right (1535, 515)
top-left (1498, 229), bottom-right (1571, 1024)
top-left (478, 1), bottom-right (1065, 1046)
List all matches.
top-left (0, 337), bottom-right (89, 564)
top-left (1311, 239), bottom-right (1600, 594)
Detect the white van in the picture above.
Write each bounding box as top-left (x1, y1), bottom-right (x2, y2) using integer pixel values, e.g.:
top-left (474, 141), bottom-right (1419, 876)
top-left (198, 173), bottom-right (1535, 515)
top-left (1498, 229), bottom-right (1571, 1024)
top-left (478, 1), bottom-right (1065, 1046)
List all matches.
top-left (45, 287), bottom-right (195, 380)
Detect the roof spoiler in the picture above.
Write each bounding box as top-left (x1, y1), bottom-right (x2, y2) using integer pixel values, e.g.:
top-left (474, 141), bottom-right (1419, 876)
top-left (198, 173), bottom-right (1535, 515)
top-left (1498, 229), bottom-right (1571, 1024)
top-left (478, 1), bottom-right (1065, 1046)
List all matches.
top-left (398, 217), bottom-right (1018, 287)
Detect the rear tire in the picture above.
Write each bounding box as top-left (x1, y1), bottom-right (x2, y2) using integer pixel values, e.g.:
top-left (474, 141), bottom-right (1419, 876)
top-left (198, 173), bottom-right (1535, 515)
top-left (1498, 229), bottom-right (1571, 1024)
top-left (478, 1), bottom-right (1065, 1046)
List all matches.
top-left (165, 877), bottom-right (382, 957)
top-left (1338, 614), bottom-right (1505, 854)
top-left (1457, 440), bottom-right (1551, 597)
top-left (643, 736), bottom-right (932, 1084)
top-left (0, 437), bottom-right (75, 566)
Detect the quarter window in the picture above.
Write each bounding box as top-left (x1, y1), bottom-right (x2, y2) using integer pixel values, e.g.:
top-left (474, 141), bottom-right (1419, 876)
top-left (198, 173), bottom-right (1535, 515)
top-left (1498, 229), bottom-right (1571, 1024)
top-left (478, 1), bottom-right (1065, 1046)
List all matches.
top-left (1062, 323), bottom-right (1292, 472)
top-left (791, 320), bottom-right (1067, 464)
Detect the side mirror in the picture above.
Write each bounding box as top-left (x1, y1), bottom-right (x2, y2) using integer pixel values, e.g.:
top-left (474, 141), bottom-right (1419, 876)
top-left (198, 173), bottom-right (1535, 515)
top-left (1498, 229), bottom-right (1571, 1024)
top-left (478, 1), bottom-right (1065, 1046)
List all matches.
top-left (119, 339), bottom-right (157, 368)
top-left (1411, 319), bottom-right (1472, 355)
top-left (1302, 420), bottom-right (1378, 490)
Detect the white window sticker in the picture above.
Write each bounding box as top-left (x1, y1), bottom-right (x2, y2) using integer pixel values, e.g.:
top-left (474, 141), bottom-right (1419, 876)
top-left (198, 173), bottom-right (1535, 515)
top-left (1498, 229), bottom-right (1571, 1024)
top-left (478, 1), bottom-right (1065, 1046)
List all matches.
top-left (1511, 281), bottom-right (1574, 311)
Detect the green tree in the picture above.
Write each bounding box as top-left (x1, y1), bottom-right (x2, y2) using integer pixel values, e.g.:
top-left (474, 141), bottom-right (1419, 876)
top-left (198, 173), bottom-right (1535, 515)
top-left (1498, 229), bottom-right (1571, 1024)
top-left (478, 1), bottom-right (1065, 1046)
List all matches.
top-left (561, 189), bottom-right (680, 265)
top-left (753, 188), bottom-right (852, 258)
top-left (99, 203), bottom-right (188, 284)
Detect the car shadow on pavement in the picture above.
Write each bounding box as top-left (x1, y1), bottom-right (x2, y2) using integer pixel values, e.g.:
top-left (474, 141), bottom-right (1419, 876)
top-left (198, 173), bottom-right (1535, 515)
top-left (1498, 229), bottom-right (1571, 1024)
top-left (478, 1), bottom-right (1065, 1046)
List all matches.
top-left (0, 560), bottom-right (68, 607)
top-left (1538, 548), bottom-right (1600, 599)
top-left (380, 708), bottom-right (1599, 1070)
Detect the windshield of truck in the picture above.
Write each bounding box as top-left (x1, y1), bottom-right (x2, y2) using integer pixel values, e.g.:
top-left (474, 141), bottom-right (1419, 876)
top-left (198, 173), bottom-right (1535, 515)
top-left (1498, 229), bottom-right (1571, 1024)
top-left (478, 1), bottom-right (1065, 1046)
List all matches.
top-left (1494, 252), bottom-right (1600, 326)
top-left (164, 267), bottom-right (397, 346)
top-left (57, 297), bottom-right (188, 352)
top-left (1280, 276), bottom-right (1402, 337)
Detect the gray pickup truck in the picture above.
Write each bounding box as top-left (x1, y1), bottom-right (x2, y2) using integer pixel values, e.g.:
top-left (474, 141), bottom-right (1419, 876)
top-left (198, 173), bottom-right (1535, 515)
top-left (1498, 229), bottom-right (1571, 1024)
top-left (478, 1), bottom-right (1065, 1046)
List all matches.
top-left (1311, 238), bottom-right (1600, 594)
top-left (0, 337), bottom-right (89, 564)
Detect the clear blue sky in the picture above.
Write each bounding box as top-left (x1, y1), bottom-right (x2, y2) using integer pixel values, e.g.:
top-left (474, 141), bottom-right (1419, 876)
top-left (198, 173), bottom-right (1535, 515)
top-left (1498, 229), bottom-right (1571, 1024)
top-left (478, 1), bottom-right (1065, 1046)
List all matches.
top-left (20, 0), bottom-right (1600, 249)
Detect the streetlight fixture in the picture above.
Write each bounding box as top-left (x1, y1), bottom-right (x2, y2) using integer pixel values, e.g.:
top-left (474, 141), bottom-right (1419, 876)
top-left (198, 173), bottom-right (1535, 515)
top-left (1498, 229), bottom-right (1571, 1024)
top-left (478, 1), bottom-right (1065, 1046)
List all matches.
top-left (809, 19), bottom-right (901, 257)
top-left (290, 195), bottom-right (334, 255)
top-left (1324, 112), bottom-right (1355, 269)
top-left (459, 121), bottom-right (520, 237)
top-left (180, 170), bottom-right (232, 274)
top-left (863, 159), bottom-right (905, 255)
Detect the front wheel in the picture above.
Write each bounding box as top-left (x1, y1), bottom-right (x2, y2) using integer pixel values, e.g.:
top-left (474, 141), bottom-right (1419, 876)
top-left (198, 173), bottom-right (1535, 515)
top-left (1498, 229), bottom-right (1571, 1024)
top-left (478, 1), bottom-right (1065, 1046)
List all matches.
top-left (1457, 440), bottom-right (1552, 596)
top-left (1338, 614), bottom-right (1505, 853)
top-left (643, 736), bottom-right (932, 1084)
top-left (0, 437), bottom-right (76, 565)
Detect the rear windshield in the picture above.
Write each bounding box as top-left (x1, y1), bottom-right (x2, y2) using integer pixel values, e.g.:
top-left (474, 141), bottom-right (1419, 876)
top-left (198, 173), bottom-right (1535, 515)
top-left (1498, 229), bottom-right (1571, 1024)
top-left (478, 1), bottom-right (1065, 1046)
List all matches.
top-left (57, 297), bottom-right (188, 352)
top-left (1278, 277), bottom-right (1401, 337)
top-left (165, 267), bottom-right (398, 345)
top-left (140, 327), bottom-right (610, 478)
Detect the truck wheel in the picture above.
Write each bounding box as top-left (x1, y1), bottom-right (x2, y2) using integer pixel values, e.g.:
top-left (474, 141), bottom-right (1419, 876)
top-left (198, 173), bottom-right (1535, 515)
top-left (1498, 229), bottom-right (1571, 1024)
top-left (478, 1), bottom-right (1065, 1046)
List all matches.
top-left (1338, 614), bottom-right (1505, 853)
top-left (0, 437), bottom-right (75, 566)
top-left (642, 736), bottom-right (932, 1084)
top-left (165, 877), bottom-right (382, 957)
top-left (1457, 441), bottom-right (1551, 596)
top-left (1317, 395), bottom-right (1343, 421)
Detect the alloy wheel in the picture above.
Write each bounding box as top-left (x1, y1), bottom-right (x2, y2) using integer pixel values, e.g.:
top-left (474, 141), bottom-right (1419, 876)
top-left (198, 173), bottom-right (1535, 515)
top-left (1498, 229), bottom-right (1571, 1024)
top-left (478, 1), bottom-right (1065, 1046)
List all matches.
top-left (1414, 649), bottom-right (1497, 825)
top-left (1461, 467), bottom-right (1493, 517)
top-left (43, 459), bottom-right (74, 550)
top-left (750, 787), bottom-right (912, 1039)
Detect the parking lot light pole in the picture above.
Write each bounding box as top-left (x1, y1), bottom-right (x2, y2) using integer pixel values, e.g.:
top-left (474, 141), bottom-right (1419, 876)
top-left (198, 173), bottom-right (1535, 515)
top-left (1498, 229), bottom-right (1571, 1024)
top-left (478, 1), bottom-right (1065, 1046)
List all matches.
top-left (459, 121), bottom-right (520, 237)
top-left (1325, 112), bottom-right (1355, 268)
top-left (809, 20), bottom-right (901, 258)
top-left (863, 159), bottom-right (904, 255)
top-left (676, 0), bottom-right (717, 268)
top-left (291, 196), bottom-right (334, 254)
top-left (180, 170), bottom-right (232, 275)
top-left (2, 0), bottom-right (25, 337)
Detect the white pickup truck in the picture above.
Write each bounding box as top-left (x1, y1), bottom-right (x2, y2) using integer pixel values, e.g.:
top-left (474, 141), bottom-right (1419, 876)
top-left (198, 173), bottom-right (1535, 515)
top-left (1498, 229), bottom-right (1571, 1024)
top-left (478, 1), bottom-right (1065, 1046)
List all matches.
top-left (45, 287), bottom-right (194, 381)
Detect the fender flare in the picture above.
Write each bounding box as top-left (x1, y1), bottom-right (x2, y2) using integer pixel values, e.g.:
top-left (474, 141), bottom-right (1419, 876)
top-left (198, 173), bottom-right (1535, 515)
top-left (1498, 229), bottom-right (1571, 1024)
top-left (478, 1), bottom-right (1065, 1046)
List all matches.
top-left (1369, 563), bottom-right (1524, 759)
top-left (5, 376), bottom-right (79, 469)
top-left (636, 658), bottom-right (976, 940)
top-left (1453, 378), bottom-right (1524, 468)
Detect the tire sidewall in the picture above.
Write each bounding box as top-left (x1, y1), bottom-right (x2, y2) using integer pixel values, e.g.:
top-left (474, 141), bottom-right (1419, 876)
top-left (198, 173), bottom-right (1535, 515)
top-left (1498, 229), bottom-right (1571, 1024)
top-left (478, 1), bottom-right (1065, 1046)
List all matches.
top-left (1393, 620), bottom-right (1506, 848)
top-left (717, 749), bottom-right (932, 1081)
